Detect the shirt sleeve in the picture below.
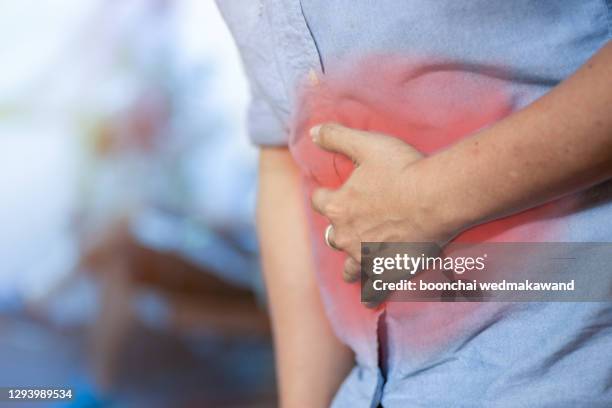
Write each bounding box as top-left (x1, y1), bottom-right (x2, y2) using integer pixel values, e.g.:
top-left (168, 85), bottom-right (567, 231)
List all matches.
top-left (216, 0), bottom-right (290, 146)
top-left (247, 88), bottom-right (289, 146)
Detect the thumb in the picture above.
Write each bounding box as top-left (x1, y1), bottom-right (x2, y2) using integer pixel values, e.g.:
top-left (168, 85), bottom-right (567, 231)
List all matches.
top-left (311, 123), bottom-right (422, 165)
top-left (310, 123), bottom-right (372, 164)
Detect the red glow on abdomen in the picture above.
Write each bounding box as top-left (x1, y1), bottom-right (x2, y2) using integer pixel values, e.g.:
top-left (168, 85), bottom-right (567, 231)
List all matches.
top-left (288, 55), bottom-right (568, 349)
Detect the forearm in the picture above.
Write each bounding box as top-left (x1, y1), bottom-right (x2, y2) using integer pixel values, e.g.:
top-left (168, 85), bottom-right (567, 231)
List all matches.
top-left (257, 147), bottom-right (353, 407)
top-left (415, 41), bottom-right (612, 238)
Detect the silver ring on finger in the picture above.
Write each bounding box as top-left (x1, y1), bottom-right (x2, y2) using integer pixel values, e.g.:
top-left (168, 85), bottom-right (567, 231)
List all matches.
top-left (324, 224), bottom-right (340, 250)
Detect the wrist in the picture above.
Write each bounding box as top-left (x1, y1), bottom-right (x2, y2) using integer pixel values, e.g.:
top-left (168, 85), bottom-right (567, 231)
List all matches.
top-left (401, 157), bottom-right (476, 245)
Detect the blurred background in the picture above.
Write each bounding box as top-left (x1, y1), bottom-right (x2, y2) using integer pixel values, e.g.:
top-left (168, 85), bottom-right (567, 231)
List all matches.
top-left (0, 0), bottom-right (275, 406)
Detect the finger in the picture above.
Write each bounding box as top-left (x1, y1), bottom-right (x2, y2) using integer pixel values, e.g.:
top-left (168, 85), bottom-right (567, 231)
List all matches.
top-left (344, 240), bottom-right (362, 264)
top-left (311, 123), bottom-right (423, 165)
top-left (311, 188), bottom-right (335, 216)
top-left (361, 277), bottom-right (389, 309)
top-left (310, 123), bottom-right (367, 163)
top-left (329, 228), bottom-right (361, 259)
top-left (343, 257), bottom-right (361, 283)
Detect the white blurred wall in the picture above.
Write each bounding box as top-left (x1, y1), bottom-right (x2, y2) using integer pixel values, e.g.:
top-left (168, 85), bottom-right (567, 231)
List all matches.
top-left (0, 0), bottom-right (255, 305)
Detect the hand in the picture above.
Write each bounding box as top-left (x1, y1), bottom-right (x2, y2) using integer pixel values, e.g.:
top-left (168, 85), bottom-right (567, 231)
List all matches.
top-left (310, 123), bottom-right (458, 284)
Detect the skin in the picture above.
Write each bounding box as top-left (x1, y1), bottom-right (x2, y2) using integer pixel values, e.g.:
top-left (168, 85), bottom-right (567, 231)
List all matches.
top-left (257, 148), bottom-right (353, 407)
top-left (311, 41), bottom-right (612, 283)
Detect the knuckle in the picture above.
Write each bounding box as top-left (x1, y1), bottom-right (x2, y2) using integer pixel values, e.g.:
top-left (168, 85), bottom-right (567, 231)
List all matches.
top-left (319, 123), bottom-right (341, 142)
top-left (323, 201), bottom-right (343, 219)
top-left (311, 189), bottom-right (329, 212)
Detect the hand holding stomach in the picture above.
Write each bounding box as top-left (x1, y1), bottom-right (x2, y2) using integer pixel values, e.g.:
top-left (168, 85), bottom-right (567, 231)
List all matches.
top-left (288, 54), bottom-right (561, 307)
top-left (309, 123), bottom-right (454, 285)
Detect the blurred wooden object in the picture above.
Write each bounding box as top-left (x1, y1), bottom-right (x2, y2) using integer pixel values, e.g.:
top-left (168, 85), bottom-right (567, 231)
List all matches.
top-left (81, 220), bottom-right (269, 390)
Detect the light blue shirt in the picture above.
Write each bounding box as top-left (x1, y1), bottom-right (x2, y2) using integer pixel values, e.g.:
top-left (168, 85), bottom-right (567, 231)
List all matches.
top-left (218, 1), bottom-right (612, 406)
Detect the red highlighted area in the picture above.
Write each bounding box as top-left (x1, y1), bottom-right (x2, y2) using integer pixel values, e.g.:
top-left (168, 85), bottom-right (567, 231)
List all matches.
top-left (288, 55), bottom-right (569, 350)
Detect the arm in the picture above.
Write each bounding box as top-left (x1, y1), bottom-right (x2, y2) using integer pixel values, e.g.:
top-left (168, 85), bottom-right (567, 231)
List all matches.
top-left (309, 41), bottom-right (612, 277)
top-left (257, 147), bottom-right (353, 407)
top-left (415, 41), bottom-right (612, 237)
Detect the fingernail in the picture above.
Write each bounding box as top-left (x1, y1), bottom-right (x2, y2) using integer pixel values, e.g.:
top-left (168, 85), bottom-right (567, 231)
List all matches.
top-left (310, 125), bottom-right (321, 143)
